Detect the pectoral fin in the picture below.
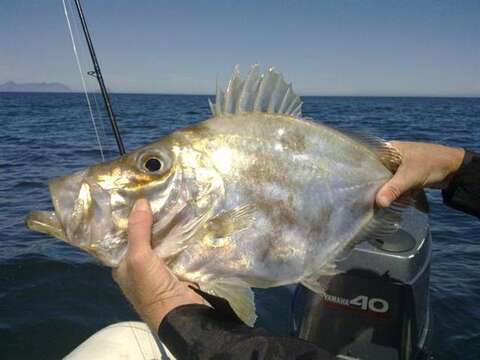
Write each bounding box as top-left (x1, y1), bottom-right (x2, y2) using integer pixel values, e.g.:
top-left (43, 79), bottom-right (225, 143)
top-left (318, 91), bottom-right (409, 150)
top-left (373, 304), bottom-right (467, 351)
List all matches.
top-left (153, 210), bottom-right (211, 259)
top-left (206, 203), bottom-right (256, 238)
top-left (200, 278), bottom-right (257, 327)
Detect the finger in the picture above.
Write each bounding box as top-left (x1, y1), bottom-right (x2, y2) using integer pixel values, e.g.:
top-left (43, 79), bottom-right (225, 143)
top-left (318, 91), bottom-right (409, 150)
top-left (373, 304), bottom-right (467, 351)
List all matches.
top-left (376, 164), bottom-right (419, 208)
top-left (127, 199), bottom-right (154, 256)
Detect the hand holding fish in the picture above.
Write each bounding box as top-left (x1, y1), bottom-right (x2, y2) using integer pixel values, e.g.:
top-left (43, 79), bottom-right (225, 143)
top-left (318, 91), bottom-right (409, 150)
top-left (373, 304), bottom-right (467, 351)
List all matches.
top-left (112, 199), bottom-right (204, 330)
top-left (376, 141), bottom-right (465, 208)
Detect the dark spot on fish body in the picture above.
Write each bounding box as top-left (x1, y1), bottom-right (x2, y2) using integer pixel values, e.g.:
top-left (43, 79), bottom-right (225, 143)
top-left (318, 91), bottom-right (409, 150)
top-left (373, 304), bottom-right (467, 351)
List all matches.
top-left (288, 193), bottom-right (294, 207)
top-left (244, 153), bottom-right (298, 192)
top-left (257, 231), bottom-right (280, 264)
top-left (280, 130), bottom-right (306, 153)
top-left (346, 195), bottom-right (371, 222)
top-left (251, 190), bottom-right (297, 229)
top-left (319, 206), bottom-right (333, 226)
top-left (275, 205), bottom-right (297, 228)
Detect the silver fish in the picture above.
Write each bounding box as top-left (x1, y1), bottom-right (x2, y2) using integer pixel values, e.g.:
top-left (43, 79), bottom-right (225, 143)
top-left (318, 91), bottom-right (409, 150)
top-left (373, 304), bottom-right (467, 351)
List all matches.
top-left (26, 65), bottom-right (407, 325)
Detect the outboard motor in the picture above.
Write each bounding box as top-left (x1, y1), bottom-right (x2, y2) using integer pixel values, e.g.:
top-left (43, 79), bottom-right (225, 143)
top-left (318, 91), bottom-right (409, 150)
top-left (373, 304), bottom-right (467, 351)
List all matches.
top-left (291, 207), bottom-right (433, 360)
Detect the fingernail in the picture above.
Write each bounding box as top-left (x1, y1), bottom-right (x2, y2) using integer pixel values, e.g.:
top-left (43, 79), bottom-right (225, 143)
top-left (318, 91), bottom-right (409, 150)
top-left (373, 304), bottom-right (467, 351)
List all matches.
top-left (133, 198), bottom-right (149, 212)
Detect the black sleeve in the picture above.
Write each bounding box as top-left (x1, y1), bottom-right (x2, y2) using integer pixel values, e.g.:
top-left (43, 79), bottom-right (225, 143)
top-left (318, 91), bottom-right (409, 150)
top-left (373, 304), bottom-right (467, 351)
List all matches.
top-left (442, 150), bottom-right (480, 218)
top-left (158, 289), bottom-right (335, 360)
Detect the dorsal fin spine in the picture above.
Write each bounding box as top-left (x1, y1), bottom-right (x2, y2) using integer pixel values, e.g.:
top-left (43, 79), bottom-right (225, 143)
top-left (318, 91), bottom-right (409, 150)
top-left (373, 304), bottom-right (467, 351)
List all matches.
top-left (286, 96), bottom-right (301, 115)
top-left (223, 65), bottom-right (243, 114)
top-left (253, 69), bottom-right (274, 112)
top-left (208, 98), bottom-right (215, 116)
top-left (210, 65), bottom-right (302, 117)
top-left (278, 85), bottom-right (292, 113)
top-left (236, 65), bottom-right (260, 114)
top-left (214, 87), bottom-right (224, 116)
top-left (292, 102), bottom-right (303, 117)
top-left (267, 74), bottom-right (285, 112)
top-left (276, 78), bottom-right (289, 112)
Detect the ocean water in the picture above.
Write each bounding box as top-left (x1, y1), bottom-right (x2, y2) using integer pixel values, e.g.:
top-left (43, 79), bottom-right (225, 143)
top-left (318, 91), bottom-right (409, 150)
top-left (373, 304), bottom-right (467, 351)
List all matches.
top-left (1, 92), bottom-right (479, 359)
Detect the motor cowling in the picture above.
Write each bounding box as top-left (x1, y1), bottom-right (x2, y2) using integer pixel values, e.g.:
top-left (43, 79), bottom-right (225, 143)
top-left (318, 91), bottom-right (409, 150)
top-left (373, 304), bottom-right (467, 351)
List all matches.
top-left (291, 208), bottom-right (433, 360)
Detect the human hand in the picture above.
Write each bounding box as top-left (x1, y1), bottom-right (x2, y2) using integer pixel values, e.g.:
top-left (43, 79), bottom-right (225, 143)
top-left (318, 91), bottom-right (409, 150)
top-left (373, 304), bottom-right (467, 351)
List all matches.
top-left (112, 199), bottom-right (204, 330)
top-left (376, 141), bottom-right (465, 208)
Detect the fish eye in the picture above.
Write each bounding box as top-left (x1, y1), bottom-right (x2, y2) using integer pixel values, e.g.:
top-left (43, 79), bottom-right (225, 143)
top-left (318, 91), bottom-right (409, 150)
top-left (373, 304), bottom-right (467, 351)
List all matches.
top-left (144, 157), bottom-right (162, 172)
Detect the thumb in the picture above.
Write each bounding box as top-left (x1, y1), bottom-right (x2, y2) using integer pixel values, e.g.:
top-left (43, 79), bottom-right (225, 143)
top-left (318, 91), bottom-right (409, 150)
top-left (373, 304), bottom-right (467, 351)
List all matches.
top-left (127, 199), bottom-right (154, 256)
top-left (376, 164), bottom-right (418, 208)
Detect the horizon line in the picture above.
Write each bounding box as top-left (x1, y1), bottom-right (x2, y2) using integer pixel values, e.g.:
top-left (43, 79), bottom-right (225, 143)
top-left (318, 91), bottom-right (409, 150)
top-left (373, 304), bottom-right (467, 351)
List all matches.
top-left (1, 90), bottom-right (479, 99)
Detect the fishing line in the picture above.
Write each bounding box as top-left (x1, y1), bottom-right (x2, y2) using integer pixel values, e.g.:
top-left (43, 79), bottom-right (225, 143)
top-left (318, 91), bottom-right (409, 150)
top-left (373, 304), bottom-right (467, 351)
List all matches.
top-left (62, 0), bottom-right (105, 161)
top-left (91, 89), bottom-right (109, 143)
top-left (62, 2), bottom-right (150, 357)
top-left (67, 0), bottom-right (109, 149)
top-left (71, 0), bottom-right (126, 156)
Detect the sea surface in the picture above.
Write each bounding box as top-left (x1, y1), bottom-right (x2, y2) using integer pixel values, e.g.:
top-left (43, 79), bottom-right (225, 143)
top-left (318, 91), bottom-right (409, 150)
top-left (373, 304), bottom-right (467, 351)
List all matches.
top-left (1, 92), bottom-right (479, 359)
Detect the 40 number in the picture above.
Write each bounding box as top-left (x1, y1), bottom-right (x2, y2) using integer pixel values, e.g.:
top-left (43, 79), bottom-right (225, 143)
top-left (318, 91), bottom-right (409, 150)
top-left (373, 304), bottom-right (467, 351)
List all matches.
top-left (350, 295), bottom-right (389, 313)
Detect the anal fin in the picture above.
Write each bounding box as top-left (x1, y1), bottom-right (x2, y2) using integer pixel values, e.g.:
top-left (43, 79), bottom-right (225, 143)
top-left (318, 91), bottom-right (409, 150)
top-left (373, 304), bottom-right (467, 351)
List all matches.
top-left (199, 278), bottom-right (257, 327)
top-left (300, 278), bottom-right (327, 295)
top-left (301, 262), bottom-right (342, 294)
top-left (318, 262), bottom-right (342, 277)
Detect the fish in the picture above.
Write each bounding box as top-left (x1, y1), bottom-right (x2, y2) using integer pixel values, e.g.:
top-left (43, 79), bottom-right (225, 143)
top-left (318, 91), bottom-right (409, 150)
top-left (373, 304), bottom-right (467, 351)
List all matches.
top-left (26, 65), bottom-right (410, 326)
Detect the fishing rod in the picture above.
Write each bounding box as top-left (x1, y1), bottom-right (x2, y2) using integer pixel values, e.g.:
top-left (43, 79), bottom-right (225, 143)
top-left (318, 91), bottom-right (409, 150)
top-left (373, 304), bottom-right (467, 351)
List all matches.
top-left (72, 0), bottom-right (126, 156)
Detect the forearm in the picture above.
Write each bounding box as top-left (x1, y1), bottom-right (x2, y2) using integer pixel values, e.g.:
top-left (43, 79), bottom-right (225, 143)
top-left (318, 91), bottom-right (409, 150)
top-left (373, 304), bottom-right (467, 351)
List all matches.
top-left (158, 291), bottom-right (335, 360)
top-left (442, 150), bottom-right (480, 218)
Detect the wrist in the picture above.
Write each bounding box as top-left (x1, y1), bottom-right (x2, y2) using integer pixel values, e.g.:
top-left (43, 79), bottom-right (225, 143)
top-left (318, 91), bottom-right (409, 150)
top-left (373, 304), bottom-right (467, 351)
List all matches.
top-left (140, 287), bottom-right (205, 330)
top-left (448, 147), bottom-right (465, 173)
top-left (442, 146), bottom-right (465, 187)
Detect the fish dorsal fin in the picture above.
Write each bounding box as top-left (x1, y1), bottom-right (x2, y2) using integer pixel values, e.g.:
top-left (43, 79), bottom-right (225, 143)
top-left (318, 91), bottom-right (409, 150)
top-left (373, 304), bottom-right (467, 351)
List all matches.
top-left (344, 131), bottom-right (403, 173)
top-left (208, 65), bottom-right (302, 118)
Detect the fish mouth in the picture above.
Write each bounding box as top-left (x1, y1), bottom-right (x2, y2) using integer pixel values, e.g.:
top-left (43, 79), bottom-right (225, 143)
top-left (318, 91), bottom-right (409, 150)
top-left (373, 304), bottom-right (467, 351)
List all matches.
top-left (26, 168), bottom-right (124, 266)
top-left (25, 210), bottom-right (67, 241)
top-left (26, 169), bottom-right (89, 243)
top-left (49, 169), bottom-right (89, 240)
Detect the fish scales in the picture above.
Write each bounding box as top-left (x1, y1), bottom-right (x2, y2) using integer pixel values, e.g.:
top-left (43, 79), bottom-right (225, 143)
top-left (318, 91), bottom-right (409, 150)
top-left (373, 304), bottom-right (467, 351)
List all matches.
top-left (26, 65), bottom-right (405, 326)
top-left (169, 113), bottom-right (389, 285)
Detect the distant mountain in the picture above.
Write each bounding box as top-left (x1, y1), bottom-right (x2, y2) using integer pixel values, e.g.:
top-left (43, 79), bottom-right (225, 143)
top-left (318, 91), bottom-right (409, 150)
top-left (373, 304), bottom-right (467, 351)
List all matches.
top-left (0, 81), bottom-right (72, 92)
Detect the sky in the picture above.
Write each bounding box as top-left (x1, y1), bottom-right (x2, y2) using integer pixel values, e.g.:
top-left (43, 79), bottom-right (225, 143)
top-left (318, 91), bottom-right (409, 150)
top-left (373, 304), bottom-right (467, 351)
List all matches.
top-left (1, 0), bottom-right (479, 96)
